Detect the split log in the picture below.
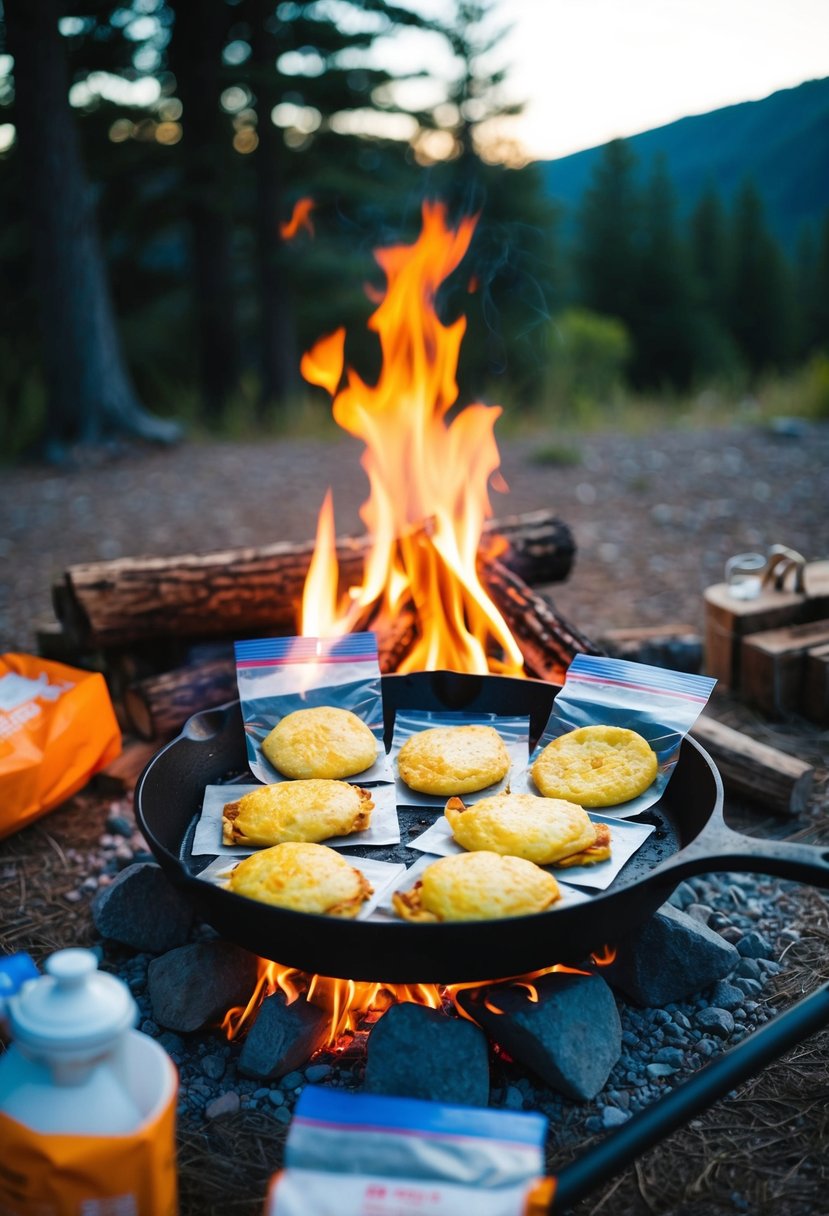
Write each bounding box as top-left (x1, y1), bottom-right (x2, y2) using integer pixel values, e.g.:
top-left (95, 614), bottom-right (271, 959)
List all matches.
top-left (691, 716), bottom-right (814, 817)
top-left (482, 559), bottom-right (603, 683)
top-left (123, 657), bottom-right (239, 742)
top-left (55, 510), bottom-right (575, 649)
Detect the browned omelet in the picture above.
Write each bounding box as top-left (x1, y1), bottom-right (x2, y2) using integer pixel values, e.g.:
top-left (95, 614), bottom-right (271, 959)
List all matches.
top-left (392, 851), bottom-right (560, 923)
top-left (444, 792), bottom-right (597, 865)
top-left (553, 822), bottom-right (613, 868)
top-left (228, 842), bottom-right (372, 917)
top-left (222, 779), bottom-right (373, 847)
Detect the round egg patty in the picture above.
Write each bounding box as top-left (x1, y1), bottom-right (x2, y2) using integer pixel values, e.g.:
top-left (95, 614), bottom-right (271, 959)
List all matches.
top-left (222, 779), bottom-right (374, 847)
top-left (444, 792), bottom-right (597, 865)
top-left (397, 724), bottom-right (510, 795)
top-left (531, 724), bottom-right (658, 807)
top-left (228, 842), bottom-right (372, 917)
top-left (262, 706), bottom-right (377, 780)
top-left (392, 850), bottom-right (560, 922)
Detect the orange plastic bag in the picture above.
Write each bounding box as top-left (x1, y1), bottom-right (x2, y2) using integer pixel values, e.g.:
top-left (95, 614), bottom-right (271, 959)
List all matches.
top-left (0, 1094), bottom-right (178, 1216)
top-left (0, 653), bottom-right (121, 840)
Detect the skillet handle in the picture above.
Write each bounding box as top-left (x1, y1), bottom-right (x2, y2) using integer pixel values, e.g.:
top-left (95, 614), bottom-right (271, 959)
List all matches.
top-left (654, 819), bottom-right (829, 889)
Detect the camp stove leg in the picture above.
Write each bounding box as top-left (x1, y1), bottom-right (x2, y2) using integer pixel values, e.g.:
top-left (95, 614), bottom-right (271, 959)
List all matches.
top-left (548, 980), bottom-right (829, 1212)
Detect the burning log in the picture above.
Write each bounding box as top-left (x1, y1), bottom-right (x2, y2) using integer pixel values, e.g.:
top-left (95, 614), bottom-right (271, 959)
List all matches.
top-left (121, 565), bottom-right (598, 741)
top-left (483, 559), bottom-right (603, 682)
top-left (54, 510), bottom-right (575, 650)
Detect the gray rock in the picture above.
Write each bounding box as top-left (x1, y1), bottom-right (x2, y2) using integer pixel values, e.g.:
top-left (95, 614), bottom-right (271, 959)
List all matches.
top-left (92, 863), bottom-right (195, 954)
top-left (238, 991), bottom-right (328, 1082)
top-left (654, 1046), bottom-right (685, 1067)
top-left (735, 958), bottom-right (763, 981)
top-left (646, 1062), bottom-right (675, 1078)
top-left (280, 1070), bottom-right (305, 1090)
top-left (604, 903), bottom-right (740, 1006)
top-left (202, 1053), bottom-right (227, 1081)
top-left (305, 1063), bottom-right (332, 1083)
top-left (148, 941), bottom-right (259, 1032)
top-left (709, 980), bottom-right (745, 1011)
top-left (696, 1007), bottom-right (734, 1039)
top-left (737, 931), bottom-right (774, 960)
top-left (205, 1091), bottom-right (240, 1119)
top-left (461, 972), bottom-right (621, 1102)
top-left (364, 1002), bottom-right (490, 1107)
top-left (602, 1106), bottom-right (630, 1128)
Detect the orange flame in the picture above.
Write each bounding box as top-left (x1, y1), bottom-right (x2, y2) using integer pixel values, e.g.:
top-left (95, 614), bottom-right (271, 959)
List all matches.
top-left (222, 958), bottom-right (610, 1046)
top-left (280, 196), bottom-right (316, 241)
top-left (299, 201), bottom-right (524, 676)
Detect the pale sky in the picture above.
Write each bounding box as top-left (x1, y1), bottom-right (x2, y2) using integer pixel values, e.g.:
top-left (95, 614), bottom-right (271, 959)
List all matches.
top-left (495, 0), bottom-right (829, 160)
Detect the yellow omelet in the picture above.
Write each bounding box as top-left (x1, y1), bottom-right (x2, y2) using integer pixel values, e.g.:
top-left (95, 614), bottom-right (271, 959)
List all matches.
top-left (262, 706), bottom-right (377, 780)
top-left (397, 724), bottom-right (510, 796)
top-left (228, 842), bottom-right (372, 917)
top-left (444, 792), bottom-right (598, 865)
top-left (222, 779), bottom-right (374, 847)
top-left (531, 725), bottom-right (658, 807)
top-left (392, 851), bottom-right (560, 923)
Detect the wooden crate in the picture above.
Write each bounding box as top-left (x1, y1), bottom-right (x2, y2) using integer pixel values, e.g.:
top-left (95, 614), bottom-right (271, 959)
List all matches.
top-left (703, 559), bottom-right (829, 690)
top-left (804, 643), bottom-right (829, 725)
top-left (741, 618), bottom-right (829, 716)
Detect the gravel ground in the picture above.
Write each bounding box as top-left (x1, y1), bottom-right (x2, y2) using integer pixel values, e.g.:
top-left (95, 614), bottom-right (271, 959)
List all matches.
top-left (3, 418), bottom-right (828, 651)
top-left (2, 419), bottom-right (829, 1215)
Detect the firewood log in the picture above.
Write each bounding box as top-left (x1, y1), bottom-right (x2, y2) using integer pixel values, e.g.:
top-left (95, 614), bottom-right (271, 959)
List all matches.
top-left (55, 510), bottom-right (575, 649)
top-left (482, 560), bottom-right (603, 682)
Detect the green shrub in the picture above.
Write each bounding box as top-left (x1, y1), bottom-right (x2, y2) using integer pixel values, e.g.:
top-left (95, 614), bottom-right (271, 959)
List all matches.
top-left (540, 307), bottom-right (632, 425)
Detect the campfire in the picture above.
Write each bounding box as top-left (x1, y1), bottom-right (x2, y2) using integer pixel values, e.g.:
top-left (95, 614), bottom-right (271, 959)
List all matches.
top-left (49, 204), bottom-right (598, 743)
top-left (220, 956), bottom-right (617, 1051)
top-left (298, 200), bottom-right (526, 676)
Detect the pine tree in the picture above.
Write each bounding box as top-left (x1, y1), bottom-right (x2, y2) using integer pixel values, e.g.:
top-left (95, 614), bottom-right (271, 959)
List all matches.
top-left (4, 0), bottom-right (180, 456)
top-left (574, 139), bottom-right (641, 332)
top-left (727, 181), bottom-right (794, 375)
top-left (632, 154), bottom-right (699, 389)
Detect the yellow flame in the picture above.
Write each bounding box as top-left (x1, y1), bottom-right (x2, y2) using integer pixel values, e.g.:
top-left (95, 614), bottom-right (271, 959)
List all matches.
top-left (299, 201), bottom-right (524, 675)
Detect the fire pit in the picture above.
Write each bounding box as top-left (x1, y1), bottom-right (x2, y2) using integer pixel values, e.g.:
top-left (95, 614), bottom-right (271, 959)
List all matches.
top-left (136, 670), bottom-right (829, 985)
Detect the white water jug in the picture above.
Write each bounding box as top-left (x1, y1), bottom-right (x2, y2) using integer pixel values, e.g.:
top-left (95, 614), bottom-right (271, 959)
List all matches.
top-left (0, 947), bottom-right (178, 1215)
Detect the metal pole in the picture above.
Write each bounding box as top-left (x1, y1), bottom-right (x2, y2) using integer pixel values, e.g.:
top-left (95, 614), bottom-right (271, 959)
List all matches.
top-left (549, 980), bottom-right (829, 1212)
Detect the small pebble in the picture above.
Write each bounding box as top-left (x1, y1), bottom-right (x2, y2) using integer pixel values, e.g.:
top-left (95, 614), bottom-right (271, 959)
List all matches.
top-left (205, 1091), bottom-right (240, 1119)
top-left (696, 1008), bottom-right (735, 1040)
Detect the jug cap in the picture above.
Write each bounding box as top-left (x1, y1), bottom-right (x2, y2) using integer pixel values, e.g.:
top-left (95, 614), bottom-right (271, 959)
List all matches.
top-left (7, 948), bottom-right (137, 1057)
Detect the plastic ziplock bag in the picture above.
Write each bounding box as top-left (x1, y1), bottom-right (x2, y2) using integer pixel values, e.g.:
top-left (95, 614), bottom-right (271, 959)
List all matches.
top-left (235, 634), bottom-right (393, 786)
top-left (0, 654), bottom-right (122, 841)
top-left (517, 654), bottom-right (715, 818)
top-left (266, 1086), bottom-right (551, 1216)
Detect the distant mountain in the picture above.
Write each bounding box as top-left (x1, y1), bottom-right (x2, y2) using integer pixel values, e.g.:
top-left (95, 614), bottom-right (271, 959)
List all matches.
top-left (539, 77), bottom-right (829, 250)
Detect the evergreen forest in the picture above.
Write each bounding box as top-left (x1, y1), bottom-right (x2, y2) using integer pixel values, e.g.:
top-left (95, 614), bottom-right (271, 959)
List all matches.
top-left (1, 0), bottom-right (828, 461)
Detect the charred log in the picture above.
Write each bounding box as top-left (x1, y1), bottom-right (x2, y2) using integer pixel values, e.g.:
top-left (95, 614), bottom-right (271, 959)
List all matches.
top-left (483, 559), bottom-right (603, 682)
top-left (55, 510), bottom-right (575, 649)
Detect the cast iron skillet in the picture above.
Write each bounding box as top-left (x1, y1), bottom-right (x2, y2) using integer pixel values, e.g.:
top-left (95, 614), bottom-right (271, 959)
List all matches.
top-left (135, 671), bottom-right (829, 983)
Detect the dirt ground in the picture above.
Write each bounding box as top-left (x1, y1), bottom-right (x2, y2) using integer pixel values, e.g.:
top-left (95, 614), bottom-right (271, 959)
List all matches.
top-left (1, 419), bottom-right (828, 1214)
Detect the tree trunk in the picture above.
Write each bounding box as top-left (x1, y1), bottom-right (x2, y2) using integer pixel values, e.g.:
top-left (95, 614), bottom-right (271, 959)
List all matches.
top-left (4, 0), bottom-right (181, 456)
top-left (249, 0), bottom-right (299, 410)
top-left (168, 0), bottom-right (241, 419)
